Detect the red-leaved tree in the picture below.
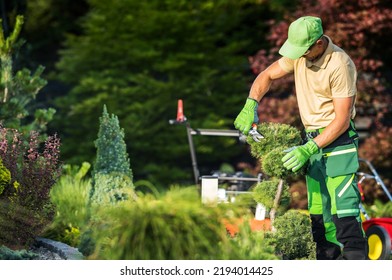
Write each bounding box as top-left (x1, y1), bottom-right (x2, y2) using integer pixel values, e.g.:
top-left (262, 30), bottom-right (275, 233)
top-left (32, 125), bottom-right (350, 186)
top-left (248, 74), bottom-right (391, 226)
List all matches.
top-left (249, 0), bottom-right (392, 202)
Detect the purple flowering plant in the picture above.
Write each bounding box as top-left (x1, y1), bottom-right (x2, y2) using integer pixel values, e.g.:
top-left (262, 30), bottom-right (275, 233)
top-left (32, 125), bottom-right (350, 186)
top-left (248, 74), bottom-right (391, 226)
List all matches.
top-left (0, 124), bottom-right (62, 247)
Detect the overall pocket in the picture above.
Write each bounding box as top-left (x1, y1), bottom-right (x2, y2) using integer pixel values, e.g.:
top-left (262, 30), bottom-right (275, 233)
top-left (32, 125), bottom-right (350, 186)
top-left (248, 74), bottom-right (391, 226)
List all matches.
top-left (322, 143), bottom-right (359, 177)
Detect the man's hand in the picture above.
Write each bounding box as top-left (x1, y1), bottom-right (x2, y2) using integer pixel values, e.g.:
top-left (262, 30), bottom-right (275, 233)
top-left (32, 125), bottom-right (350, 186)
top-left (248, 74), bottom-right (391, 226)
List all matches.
top-left (234, 98), bottom-right (258, 135)
top-left (282, 140), bottom-right (319, 172)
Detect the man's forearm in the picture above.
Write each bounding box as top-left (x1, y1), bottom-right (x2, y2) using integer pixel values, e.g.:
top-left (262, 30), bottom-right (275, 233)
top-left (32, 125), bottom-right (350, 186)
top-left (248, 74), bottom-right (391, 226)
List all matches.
top-left (313, 96), bottom-right (355, 148)
top-left (313, 118), bottom-right (351, 148)
top-left (248, 72), bottom-right (272, 102)
top-left (248, 60), bottom-right (289, 101)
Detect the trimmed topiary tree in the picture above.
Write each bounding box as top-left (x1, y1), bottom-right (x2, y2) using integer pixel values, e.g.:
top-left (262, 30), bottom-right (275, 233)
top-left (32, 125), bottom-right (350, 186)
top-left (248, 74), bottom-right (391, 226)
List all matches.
top-left (248, 122), bottom-right (303, 223)
top-left (248, 122), bottom-right (302, 160)
top-left (247, 122), bottom-right (315, 259)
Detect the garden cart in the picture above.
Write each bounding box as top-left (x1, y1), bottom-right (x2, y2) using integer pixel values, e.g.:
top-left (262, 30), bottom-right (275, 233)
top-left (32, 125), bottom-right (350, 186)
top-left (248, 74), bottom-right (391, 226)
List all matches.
top-left (357, 158), bottom-right (392, 260)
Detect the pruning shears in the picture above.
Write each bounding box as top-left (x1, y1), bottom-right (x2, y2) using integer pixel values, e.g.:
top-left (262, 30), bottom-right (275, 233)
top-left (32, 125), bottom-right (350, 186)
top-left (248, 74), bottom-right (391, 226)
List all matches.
top-left (249, 123), bottom-right (264, 142)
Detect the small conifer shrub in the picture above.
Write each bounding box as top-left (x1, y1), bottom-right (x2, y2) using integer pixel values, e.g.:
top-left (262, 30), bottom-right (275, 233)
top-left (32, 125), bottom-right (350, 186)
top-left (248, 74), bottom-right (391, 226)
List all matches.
top-left (90, 105), bottom-right (134, 205)
top-left (93, 105), bottom-right (132, 179)
top-left (79, 106), bottom-right (135, 255)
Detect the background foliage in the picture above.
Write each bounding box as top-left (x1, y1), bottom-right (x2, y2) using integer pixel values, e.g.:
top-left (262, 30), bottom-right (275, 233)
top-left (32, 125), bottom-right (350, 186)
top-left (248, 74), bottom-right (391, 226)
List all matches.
top-left (48, 0), bottom-right (277, 186)
top-left (1, 0), bottom-right (390, 197)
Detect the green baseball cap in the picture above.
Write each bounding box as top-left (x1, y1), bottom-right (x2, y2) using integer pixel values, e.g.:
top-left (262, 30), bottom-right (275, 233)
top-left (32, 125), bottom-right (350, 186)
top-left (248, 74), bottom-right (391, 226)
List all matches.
top-left (279, 16), bottom-right (323, 59)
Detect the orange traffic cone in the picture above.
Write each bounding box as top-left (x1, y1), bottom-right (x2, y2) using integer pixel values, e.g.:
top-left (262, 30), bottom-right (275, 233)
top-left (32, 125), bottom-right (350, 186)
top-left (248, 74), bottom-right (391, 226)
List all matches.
top-left (176, 99), bottom-right (186, 122)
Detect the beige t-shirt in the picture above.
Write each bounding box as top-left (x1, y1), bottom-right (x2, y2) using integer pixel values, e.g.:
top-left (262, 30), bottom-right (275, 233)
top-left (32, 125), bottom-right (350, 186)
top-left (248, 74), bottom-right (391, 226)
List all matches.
top-left (278, 36), bottom-right (357, 130)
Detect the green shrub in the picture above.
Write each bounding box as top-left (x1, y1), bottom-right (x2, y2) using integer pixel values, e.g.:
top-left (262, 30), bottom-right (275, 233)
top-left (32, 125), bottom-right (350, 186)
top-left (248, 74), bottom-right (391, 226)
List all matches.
top-left (0, 15), bottom-right (55, 135)
top-left (90, 172), bottom-right (135, 206)
top-left (92, 105), bottom-right (133, 179)
top-left (43, 162), bottom-right (92, 247)
top-left (266, 210), bottom-right (316, 260)
top-left (90, 105), bottom-right (135, 204)
top-left (262, 147), bottom-right (290, 178)
top-left (247, 122), bottom-right (311, 259)
top-left (79, 107), bottom-right (136, 255)
top-left (0, 245), bottom-right (38, 260)
top-left (87, 187), bottom-right (227, 259)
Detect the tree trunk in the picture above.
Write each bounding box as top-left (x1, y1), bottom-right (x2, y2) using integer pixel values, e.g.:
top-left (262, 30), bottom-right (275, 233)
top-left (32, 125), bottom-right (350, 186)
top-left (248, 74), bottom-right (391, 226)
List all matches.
top-left (269, 179), bottom-right (283, 232)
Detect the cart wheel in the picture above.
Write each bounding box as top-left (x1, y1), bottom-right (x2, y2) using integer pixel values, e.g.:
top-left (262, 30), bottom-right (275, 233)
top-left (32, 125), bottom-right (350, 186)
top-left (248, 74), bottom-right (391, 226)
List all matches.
top-left (366, 225), bottom-right (391, 260)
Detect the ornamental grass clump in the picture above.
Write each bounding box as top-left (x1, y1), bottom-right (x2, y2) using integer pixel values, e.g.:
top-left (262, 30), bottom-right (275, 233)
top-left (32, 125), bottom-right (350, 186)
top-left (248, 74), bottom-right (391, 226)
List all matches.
top-left (86, 186), bottom-right (277, 260)
top-left (88, 187), bottom-right (230, 260)
top-left (44, 162), bottom-right (92, 248)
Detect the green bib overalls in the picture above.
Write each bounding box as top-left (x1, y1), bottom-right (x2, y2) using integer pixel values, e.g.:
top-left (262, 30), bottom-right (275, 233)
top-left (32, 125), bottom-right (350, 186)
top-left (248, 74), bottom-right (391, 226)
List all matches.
top-left (306, 122), bottom-right (367, 259)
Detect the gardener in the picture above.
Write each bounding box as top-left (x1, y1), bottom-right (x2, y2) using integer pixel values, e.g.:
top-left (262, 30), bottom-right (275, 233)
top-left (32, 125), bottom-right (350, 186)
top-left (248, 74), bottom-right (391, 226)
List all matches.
top-left (234, 16), bottom-right (367, 260)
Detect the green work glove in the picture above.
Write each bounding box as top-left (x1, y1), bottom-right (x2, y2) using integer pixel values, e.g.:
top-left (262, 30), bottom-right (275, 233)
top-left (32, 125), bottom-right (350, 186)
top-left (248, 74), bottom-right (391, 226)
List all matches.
top-left (234, 98), bottom-right (259, 135)
top-left (282, 140), bottom-right (319, 172)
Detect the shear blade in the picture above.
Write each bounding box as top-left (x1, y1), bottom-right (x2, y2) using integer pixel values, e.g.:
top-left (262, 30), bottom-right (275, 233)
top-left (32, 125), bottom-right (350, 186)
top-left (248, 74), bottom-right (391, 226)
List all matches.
top-left (249, 130), bottom-right (264, 142)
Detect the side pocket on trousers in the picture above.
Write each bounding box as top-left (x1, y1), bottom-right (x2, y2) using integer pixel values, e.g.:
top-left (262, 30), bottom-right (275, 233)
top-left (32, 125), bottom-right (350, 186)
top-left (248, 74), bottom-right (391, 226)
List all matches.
top-left (323, 143), bottom-right (359, 177)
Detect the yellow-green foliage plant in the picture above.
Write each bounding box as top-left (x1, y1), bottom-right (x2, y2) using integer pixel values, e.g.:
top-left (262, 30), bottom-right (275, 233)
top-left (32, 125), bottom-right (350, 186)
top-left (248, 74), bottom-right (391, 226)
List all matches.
top-left (87, 186), bottom-right (277, 260)
top-left (44, 162), bottom-right (92, 247)
top-left (0, 158), bottom-right (11, 195)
